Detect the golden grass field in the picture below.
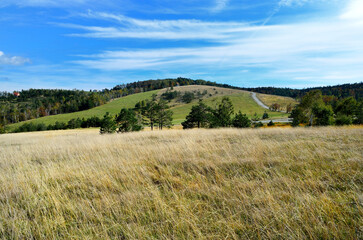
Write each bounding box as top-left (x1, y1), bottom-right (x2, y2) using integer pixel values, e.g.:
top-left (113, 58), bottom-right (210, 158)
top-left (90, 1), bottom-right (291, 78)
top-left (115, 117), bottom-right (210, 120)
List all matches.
top-left (0, 127), bottom-right (362, 239)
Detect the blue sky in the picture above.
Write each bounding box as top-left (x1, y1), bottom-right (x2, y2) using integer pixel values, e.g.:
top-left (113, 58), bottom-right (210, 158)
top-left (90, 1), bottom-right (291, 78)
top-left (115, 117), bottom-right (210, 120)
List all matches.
top-left (0, 0), bottom-right (362, 91)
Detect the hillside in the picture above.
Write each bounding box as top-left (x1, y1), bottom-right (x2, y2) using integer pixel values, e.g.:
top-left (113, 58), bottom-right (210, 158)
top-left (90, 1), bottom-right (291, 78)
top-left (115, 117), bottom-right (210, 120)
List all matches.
top-left (7, 86), bottom-right (294, 131)
top-left (256, 93), bottom-right (298, 112)
top-left (6, 90), bottom-right (159, 132)
top-left (0, 127), bottom-right (361, 239)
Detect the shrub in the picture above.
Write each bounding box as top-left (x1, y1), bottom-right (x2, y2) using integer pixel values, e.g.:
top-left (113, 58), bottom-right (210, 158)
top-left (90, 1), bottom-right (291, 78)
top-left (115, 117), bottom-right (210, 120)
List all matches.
top-left (268, 120), bottom-right (275, 126)
top-left (232, 111), bottom-right (251, 128)
top-left (335, 114), bottom-right (352, 126)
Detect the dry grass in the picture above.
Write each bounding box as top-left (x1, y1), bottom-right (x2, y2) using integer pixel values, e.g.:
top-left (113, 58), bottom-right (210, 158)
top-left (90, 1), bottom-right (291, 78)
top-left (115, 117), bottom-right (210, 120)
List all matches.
top-left (257, 93), bottom-right (298, 111)
top-left (0, 127), bottom-right (362, 239)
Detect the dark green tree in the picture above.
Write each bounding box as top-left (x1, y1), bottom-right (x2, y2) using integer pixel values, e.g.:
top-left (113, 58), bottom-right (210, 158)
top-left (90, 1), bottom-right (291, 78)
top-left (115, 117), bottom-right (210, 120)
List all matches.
top-left (116, 108), bottom-right (143, 133)
top-left (182, 100), bottom-right (211, 129)
top-left (156, 100), bottom-right (173, 130)
top-left (232, 111), bottom-right (251, 128)
top-left (251, 112), bottom-right (260, 121)
top-left (181, 92), bottom-right (195, 103)
top-left (262, 112), bottom-right (269, 119)
top-left (335, 114), bottom-right (352, 126)
top-left (312, 104), bottom-right (334, 126)
top-left (267, 120), bottom-right (275, 126)
top-left (141, 99), bottom-right (159, 131)
top-left (211, 97), bottom-right (234, 128)
top-left (100, 112), bottom-right (117, 134)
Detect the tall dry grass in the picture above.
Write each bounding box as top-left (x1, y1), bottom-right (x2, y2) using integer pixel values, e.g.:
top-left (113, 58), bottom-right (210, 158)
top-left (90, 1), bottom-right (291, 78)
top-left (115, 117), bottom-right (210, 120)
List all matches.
top-left (0, 127), bottom-right (362, 239)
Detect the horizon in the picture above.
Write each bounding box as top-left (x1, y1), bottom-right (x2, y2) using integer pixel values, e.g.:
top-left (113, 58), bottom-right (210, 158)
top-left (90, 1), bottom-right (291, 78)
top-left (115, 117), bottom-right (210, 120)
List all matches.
top-left (1, 0), bottom-right (363, 91)
top-left (2, 78), bottom-right (363, 93)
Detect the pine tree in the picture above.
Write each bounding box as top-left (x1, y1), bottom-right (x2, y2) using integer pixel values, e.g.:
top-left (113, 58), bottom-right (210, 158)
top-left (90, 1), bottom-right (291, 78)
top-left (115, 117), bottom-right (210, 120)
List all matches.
top-left (182, 100), bottom-right (211, 129)
top-left (156, 100), bottom-right (173, 130)
top-left (210, 97), bottom-right (234, 128)
top-left (232, 111), bottom-right (251, 128)
top-left (116, 108), bottom-right (143, 133)
top-left (141, 99), bottom-right (158, 131)
top-left (100, 112), bottom-right (117, 134)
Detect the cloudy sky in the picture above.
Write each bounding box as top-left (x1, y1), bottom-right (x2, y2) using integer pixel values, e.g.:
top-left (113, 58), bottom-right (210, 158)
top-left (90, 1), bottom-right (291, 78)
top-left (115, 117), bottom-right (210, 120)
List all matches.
top-left (0, 0), bottom-right (362, 91)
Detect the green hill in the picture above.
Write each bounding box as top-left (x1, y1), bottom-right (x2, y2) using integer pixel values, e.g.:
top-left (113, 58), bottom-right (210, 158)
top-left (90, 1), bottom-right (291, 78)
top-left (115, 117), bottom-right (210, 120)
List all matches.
top-left (7, 86), bottom-right (294, 131)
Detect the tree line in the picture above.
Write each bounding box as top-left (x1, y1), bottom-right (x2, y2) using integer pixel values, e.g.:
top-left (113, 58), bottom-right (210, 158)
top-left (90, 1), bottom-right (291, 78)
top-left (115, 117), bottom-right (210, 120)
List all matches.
top-left (290, 90), bottom-right (363, 126)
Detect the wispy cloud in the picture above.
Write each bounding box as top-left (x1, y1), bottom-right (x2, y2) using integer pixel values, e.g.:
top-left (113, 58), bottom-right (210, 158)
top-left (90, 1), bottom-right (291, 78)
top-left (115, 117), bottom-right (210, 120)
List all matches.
top-left (68, 3), bottom-right (363, 87)
top-left (0, 51), bottom-right (31, 65)
top-left (211, 0), bottom-right (230, 13)
top-left (59, 11), bottom-right (271, 40)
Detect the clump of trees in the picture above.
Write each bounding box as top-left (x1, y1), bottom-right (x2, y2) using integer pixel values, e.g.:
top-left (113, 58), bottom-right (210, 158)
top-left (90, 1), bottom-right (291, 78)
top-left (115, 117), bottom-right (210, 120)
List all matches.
top-left (182, 97), bottom-right (252, 129)
top-left (290, 90), bottom-right (362, 126)
top-left (100, 95), bottom-right (174, 134)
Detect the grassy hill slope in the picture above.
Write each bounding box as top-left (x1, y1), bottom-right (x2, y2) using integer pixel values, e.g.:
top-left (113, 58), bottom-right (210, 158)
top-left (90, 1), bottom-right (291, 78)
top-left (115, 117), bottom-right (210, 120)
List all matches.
top-left (7, 90), bottom-right (159, 131)
top-left (7, 86), bottom-right (294, 131)
top-left (0, 127), bottom-right (361, 239)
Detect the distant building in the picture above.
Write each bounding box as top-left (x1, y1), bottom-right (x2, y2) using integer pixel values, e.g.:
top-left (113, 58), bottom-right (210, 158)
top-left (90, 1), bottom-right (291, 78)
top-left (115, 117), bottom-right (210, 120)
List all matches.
top-left (13, 91), bottom-right (20, 97)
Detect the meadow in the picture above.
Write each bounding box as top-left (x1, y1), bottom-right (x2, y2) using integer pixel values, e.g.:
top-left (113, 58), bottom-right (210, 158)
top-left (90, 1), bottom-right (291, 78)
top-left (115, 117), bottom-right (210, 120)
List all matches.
top-left (0, 127), bottom-right (361, 239)
top-left (7, 86), bottom-right (292, 131)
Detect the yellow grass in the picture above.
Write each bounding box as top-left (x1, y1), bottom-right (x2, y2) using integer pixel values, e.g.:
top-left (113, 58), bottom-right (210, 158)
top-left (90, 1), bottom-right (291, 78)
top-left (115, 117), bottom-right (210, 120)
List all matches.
top-left (257, 93), bottom-right (298, 111)
top-left (0, 127), bottom-right (362, 239)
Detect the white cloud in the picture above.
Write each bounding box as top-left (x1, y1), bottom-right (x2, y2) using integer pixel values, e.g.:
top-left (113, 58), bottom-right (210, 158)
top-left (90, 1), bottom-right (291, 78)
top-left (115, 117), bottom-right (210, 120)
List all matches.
top-left (211, 0), bottom-right (229, 12)
top-left (0, 51), bottom-right (31, 65)
top-left (69, 7), bottom-right (363, 86)
top-left (340, 0), bottom-right (363, 20)
top-left (61, 11), bottom-right (276, 40)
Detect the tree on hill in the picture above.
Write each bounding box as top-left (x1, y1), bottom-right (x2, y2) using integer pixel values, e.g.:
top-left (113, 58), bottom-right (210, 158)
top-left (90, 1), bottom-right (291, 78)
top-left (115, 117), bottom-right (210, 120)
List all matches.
top-left (181, 92), bottom-right (195, 103)
top-left (262, 112), bottom-right (269, 119)
top-left (210, 97), bottom-right (234, 128)
top-left (116, 108), bottom-right (143, 133)
top-left (251, 112), bottom-right (260, 121)
top-left (232, 111), bottom-right (251, 128)
top-left (155, 100), bottom-right (173, 130)
top-left (182, 100), bottom-right (212, 129)
top-left (100, 112), bottom-right (117, 134)
top-left (141, 99), bottom-right (158, 131)
top-left (140, 97), bottom-right (173, 131)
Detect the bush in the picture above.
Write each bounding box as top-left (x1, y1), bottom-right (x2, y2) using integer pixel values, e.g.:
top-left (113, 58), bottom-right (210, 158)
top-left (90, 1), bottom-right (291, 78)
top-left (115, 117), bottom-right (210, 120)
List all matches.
top-left (181, 92), bottom-right (195, 103)
top-left (267, 120), bottom-right (275, 126)
top-left (232, 111), bottom-right (251, 128)
top-left (262, 112), bottom-right (269, 119)
top-left (161, 91), bottom-right (179, 101)
top-left (0, 124), bottom-right (5, 134)
top-left (335, 114), bottom-right (352, 126)
top-left (254, 122), bottom-right (264, 128)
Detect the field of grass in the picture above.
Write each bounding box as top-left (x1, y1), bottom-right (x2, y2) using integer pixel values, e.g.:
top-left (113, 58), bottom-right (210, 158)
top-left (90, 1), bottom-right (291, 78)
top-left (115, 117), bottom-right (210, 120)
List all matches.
top-left (0, 127), bottom-right (361, 239)
top-left (257, 93), bottom-right (298, 111)
top-left (7, 86), bottom-right (293, 131)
